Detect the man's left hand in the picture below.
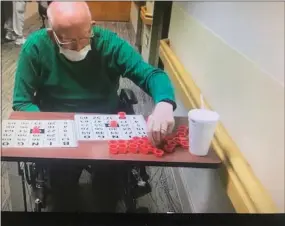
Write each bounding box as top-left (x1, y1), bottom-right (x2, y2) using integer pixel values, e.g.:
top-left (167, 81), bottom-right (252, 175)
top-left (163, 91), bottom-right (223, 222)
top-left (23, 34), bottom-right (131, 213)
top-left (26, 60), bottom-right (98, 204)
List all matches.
top-left (147, 102), bottom-right (175, 145)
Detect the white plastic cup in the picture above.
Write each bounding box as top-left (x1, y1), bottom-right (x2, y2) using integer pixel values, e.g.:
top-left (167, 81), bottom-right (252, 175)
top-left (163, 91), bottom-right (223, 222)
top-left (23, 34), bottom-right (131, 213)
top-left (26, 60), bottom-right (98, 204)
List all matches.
top-left (188, 109), bottom-right (220, 156)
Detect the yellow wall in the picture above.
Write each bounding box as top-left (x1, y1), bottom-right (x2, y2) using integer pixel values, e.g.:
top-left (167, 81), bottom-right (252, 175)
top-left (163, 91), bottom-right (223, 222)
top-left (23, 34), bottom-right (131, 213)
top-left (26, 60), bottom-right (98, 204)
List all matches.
top-left (169, 2), bottom-right (284, 212)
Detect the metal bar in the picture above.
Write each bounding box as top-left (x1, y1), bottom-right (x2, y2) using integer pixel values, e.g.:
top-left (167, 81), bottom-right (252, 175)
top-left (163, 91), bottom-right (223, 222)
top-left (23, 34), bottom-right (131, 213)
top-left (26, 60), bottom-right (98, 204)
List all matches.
top-left (17, 162), bottom-right (28, 212)
top-left (135, 1), bottom-right (145, 53)
top-left (125, 166), bottom-right (137, 212)
top-left (148, 1), bottom-right (172, 67)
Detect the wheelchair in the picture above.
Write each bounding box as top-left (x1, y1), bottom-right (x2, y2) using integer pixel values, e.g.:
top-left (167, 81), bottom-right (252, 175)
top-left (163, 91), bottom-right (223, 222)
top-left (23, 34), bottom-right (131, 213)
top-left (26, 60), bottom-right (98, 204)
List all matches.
top-left (19, 88), bottom-right (151, 212)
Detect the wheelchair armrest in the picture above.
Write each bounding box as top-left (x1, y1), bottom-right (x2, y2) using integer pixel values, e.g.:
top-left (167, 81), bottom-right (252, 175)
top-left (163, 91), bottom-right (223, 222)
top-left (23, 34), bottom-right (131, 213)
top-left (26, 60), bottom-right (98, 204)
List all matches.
top-left (32, 92), bottom-right (39, 105)
top-left (119, 88), bottom-right (138, 105)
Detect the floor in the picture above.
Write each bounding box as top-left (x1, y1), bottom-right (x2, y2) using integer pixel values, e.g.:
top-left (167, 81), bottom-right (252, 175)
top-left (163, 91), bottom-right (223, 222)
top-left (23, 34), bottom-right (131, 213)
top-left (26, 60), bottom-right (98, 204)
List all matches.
top-left (1, 16), bottom-right (183, 212)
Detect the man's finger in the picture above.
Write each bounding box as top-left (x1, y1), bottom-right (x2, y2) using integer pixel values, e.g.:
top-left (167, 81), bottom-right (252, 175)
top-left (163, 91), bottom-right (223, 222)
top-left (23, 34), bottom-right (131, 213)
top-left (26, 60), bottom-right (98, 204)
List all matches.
top-left (147, 115), bottom-right (155, 144)
top-left (160, 121), bottom-right (168, 140)
top-left (152, 120), bottom-right (161, 145)
top-left (167, 118), bottom-right (175, 134)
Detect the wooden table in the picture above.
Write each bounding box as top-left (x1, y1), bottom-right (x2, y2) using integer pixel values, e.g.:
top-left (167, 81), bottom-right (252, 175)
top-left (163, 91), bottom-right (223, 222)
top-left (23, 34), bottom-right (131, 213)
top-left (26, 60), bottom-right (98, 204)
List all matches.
top-left (1, 112), bottom-right (221, 168)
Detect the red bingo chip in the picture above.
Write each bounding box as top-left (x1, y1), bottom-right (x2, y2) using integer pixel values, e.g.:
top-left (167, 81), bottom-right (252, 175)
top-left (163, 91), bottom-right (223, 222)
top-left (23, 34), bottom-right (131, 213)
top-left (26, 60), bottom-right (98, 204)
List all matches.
top-left (118, 112), bottom-right (126, 119)
top-left (180, 140), bottom-right (189, 149)
top-left (166, 140), bottom-right (177, 146)
top-left (164, 135), bottom-right (175, 142)
top-left (127, 140), bottom-right (136, 146)
top-left (110, 120), bottom-right (118, 127)
top-left (32, 126), bottom-right (41, 134)
top-left (142, 137), bottom-right (151, 145)
top-left (118, 140), bottom-right (127, 145)
top-left (128, 144), bottom-right (138, 153)
top-left (108, 140), bottom-right (117, 145)
top-left (153, 148), bottom-right (164, 157)
top-left (109, 144), bottom-right (118, 154)
top-left (140, 144), bottom-right (151, 154)
top-left (176, 131), bottom-right (187, 137)
top-left (141, 136), bottom-right (149, 142)
top-left (132, 136), bottom-right (140, 141)
top-left (177, 135), bottom-right (188, 141)
top-left (173, 137), bottom-right (181, 145)
top-left (137, 139), bottom-right (146, 146)
top-left (164, 144), bottom-right (176, 153)
top-left (118, 144), bottom-right (128, 154)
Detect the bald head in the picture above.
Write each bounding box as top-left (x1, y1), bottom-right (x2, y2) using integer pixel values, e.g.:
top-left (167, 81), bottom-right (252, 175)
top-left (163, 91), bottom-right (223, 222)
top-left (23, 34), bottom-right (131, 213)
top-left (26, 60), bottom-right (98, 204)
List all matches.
top-left (47, 2), bottom-right (94, 51)
top-left (47, 1), bottom-right (92, 31)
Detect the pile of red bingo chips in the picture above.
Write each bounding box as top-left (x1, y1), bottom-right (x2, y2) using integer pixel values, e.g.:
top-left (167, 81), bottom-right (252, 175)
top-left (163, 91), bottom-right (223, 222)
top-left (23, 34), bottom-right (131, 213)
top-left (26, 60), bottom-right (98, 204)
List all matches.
top-left (163, 125), bottom-right (189, 153)
top-left (108, 125), bottom-right (189, 158)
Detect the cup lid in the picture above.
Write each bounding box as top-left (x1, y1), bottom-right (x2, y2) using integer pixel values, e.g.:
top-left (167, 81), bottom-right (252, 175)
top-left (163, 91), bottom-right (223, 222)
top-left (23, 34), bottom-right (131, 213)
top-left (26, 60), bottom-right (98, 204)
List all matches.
top-left (188, 109), bottom-right (219, 122)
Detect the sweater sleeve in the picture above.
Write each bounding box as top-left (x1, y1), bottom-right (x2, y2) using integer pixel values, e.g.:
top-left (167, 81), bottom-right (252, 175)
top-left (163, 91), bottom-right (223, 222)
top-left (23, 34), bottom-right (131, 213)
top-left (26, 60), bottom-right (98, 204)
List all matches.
top-left (12, 45), bottom-right (41, 112)
top-left (106, 32), bottom-right (176, 106)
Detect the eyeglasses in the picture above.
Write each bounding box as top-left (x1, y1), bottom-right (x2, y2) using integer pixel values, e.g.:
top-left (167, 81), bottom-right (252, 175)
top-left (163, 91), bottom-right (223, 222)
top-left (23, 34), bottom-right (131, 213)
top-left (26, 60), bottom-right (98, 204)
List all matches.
top-left (53, 30), bottom-right (94, 48)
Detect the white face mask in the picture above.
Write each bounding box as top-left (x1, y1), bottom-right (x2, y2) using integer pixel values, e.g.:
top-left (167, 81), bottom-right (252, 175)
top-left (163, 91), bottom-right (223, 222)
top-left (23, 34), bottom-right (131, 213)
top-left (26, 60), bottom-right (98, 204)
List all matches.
top-left (59, 45), bottom-right (91, 62)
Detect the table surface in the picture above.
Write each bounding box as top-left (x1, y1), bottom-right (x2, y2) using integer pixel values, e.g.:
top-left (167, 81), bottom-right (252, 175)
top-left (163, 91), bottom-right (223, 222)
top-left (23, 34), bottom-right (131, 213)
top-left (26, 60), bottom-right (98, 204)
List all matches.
top-left (1, 112), bottom-right (221, 168)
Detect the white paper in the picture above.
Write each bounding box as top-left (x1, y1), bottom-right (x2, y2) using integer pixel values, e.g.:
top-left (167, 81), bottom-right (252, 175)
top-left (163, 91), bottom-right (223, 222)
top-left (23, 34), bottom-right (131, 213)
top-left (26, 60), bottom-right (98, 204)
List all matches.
top-left (74, 114), bottom-right (147, 141)
top-left (1, 120), bottom-right (78, 148)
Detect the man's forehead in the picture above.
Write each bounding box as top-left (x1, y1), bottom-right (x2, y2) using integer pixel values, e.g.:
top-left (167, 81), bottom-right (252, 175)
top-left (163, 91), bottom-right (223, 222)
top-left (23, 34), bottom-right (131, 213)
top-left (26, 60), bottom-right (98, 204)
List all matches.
top-left (56, 25), bottom-right (92, 39)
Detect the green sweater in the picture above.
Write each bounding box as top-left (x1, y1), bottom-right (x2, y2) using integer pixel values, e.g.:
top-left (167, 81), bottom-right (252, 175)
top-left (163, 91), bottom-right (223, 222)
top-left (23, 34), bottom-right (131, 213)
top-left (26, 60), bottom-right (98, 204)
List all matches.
top-left (13, 26), bottom-right (175, 113)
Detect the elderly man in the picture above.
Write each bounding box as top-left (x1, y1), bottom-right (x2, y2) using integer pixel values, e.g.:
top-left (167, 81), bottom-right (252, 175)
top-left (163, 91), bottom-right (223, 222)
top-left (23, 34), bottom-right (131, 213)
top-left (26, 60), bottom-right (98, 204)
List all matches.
top-left (13, 2), bottom-right (176, 212)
